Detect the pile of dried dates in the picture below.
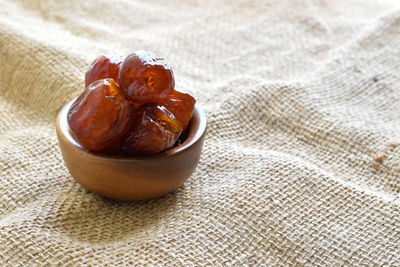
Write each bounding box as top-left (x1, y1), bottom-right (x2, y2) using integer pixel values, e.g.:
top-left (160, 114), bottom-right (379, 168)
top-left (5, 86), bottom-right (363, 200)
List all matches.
top-left (67, 51), bottom-right (196, 156)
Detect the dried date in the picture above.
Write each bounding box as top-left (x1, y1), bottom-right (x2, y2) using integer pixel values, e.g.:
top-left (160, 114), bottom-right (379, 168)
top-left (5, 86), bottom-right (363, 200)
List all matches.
top-left (68, 79), bottom-right (134, 151)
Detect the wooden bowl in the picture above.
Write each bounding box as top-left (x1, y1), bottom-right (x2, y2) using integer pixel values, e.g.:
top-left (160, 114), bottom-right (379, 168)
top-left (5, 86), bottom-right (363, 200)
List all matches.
top-left (56, 99), bottom-right (207, 201)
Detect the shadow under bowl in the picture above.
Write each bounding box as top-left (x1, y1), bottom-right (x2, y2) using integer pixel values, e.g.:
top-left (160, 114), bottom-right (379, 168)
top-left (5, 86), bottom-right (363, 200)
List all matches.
top-left (56, 99), bottom-right (207, 201)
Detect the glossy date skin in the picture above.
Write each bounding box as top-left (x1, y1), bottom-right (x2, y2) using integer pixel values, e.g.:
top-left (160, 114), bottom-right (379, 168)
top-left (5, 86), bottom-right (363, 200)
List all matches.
top-left (119, 50), bottom-right (174, 104)
top-left (159, 89), bottom-right (196, 131)
top-left (68, 79), bottom-right (133, 151)
top-left (69, 51), bottom-right (196, 155)
top-left (85, 55), bottom-right (124, 88)
top-left (120, 104), bottom-right (182, 155)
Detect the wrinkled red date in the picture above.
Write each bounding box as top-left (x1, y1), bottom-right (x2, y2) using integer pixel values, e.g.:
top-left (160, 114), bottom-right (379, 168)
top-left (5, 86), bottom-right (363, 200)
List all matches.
top-left (120, 104), bottom-right (182, 155)
top-left (119, 50), bottom-right (174, 104)
top-left (68, 79), bottom-right (133, 151)
top-left (85, 55), bottom-right (123, 88)
top-left (160, 89), bottom-right (196, 131)
top-left (69, 51), bottom-right (196, 155)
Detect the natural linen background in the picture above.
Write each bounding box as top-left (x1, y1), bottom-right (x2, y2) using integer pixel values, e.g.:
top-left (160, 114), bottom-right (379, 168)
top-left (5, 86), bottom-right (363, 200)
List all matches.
top-left (0, 0), bottom-right (399, 265)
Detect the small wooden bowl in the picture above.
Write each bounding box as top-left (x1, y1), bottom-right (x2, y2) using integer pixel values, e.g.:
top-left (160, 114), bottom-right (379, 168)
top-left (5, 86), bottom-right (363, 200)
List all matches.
top-left (56, 99), bottom-right (206, 201)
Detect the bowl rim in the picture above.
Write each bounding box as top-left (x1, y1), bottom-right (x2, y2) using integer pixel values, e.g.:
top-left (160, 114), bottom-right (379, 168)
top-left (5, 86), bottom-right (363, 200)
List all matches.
top-left (57, 98), bottom-right (207, 162)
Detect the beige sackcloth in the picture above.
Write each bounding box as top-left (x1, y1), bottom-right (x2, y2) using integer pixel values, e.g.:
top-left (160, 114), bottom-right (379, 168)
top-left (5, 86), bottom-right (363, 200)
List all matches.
top-left (1, 0), bottom-right (400, 265)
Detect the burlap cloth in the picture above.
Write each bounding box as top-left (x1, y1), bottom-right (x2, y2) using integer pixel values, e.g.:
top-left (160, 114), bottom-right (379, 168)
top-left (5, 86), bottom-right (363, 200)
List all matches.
top-left (1, 0), bottom-right (400, 265)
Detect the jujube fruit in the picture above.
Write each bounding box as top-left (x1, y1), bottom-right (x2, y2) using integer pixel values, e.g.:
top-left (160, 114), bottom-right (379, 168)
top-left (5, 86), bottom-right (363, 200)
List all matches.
top-left (120, 104), bottom-right (182, 155)
top-left (68, 78), bottom-right (133, 151)
top-left (159, 89), bottom-right (196, 131)
top-left (85, 55), bottom-right (123, 88)
top-left (119, 50), bottom-right (174, 104)
top-left (69, 51), bottom-right (196, 156)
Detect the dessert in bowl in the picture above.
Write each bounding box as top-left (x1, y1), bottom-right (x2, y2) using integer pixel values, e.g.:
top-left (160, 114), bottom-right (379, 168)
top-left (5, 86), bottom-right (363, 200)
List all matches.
top-left (56, 51), bottom-right (206, 200)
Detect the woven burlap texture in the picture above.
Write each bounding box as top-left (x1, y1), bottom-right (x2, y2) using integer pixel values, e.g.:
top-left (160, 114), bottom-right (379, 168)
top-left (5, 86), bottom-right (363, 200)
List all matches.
top-left (1, 0), bottom-right (400, 265)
